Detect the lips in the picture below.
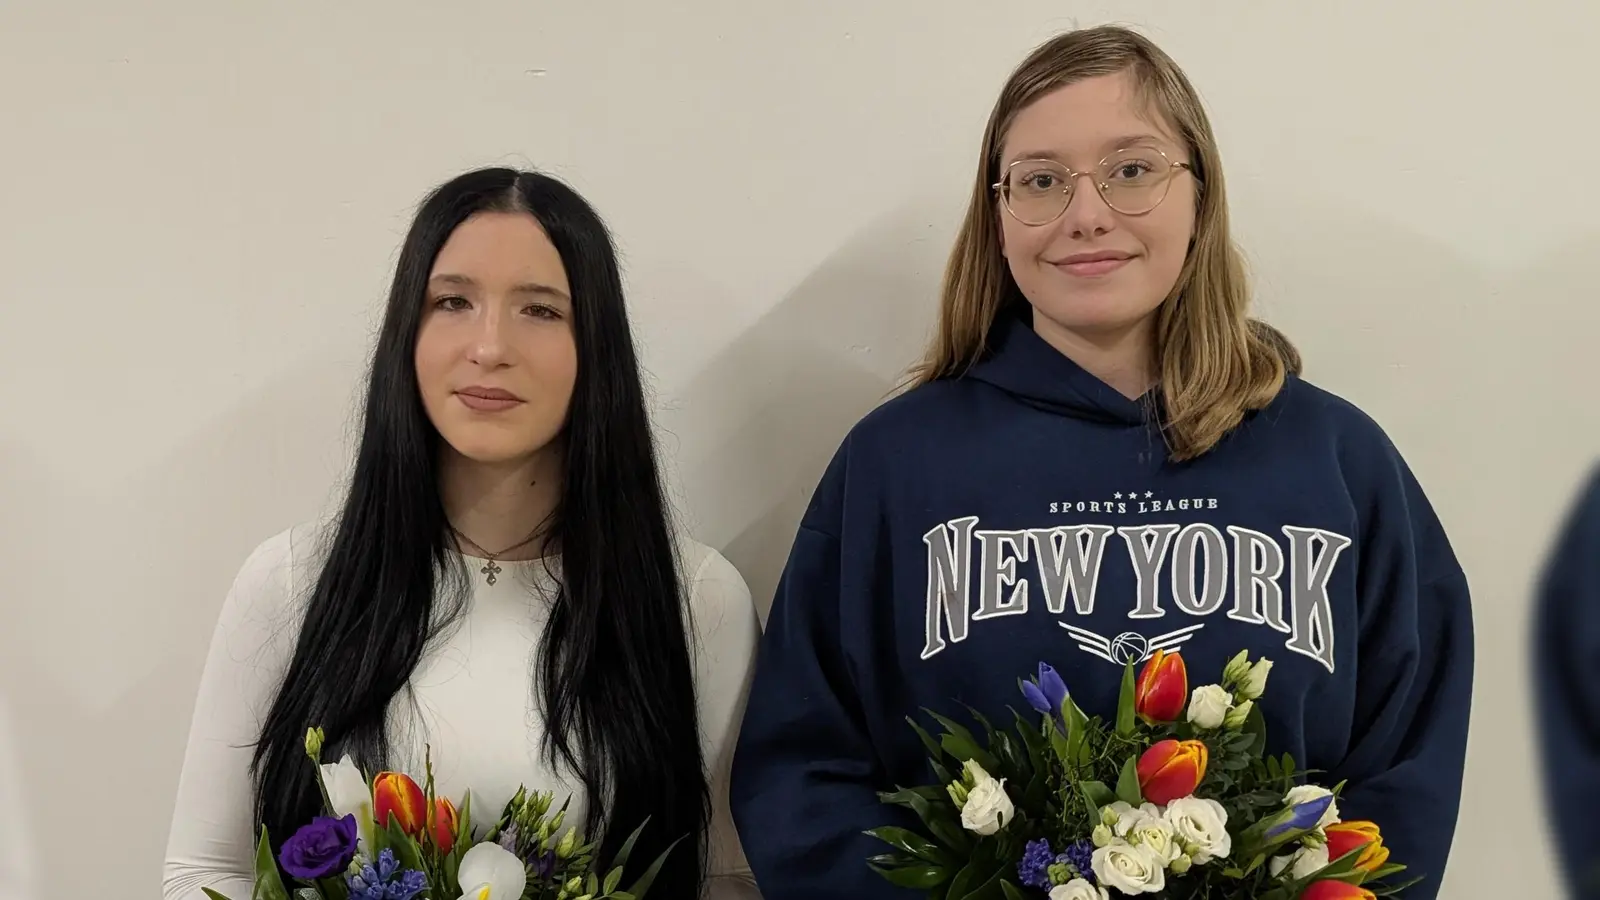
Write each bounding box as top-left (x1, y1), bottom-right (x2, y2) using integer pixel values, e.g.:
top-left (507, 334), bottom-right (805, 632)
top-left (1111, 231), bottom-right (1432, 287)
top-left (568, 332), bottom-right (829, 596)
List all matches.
top-left (454, 386), bottom-right (524, 412)
top-left (1051, 250), bottom-right (1136, 277)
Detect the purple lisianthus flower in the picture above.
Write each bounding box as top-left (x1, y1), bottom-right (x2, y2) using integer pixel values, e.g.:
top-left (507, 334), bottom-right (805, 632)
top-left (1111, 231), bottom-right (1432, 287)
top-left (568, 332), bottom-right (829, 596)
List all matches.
top-left (528, 848), bottom-right (559, 880)
top-left (1266, 793), bottom-right (1335, 839)
top-left (1017, 838), bottom-right (1055, 889)
top-left (1021, 663), bottom-right (1070, 723)
top-left (278, 813), bottom-right (358, 880)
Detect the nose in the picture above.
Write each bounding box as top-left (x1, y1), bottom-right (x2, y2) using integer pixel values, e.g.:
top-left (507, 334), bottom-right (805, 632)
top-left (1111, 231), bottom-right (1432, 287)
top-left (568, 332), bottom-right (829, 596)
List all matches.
top-left (1057, 174), bottom-right (1118, 240)
top-left (465, 303), bottom-right (511, 368)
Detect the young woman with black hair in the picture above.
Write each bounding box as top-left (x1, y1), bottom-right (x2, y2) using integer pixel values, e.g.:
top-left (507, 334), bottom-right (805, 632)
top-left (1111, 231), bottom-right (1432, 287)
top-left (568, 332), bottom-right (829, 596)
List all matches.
top-left (162, 168), bottom-right (760, 900)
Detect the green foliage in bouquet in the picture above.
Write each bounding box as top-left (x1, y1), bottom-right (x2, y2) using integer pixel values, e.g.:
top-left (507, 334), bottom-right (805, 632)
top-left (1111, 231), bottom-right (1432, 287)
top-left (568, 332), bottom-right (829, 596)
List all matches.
top-left (202, 726), bottom-right (681, 900)
top-left (864, 650), bottom-right (1421, 900)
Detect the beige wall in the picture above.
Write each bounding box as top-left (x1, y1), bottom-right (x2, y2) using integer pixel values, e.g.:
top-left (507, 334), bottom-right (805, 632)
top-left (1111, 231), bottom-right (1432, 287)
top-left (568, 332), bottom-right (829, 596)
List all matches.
top-left (1, 1), bottom-right (1595, 897)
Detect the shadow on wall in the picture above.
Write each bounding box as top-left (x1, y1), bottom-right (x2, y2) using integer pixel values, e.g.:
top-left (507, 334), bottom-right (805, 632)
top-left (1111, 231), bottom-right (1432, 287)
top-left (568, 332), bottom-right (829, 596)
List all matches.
top-left (0, 348), bottom-right (366, 898)
top-left (658, 198), bottom-right (962, 622)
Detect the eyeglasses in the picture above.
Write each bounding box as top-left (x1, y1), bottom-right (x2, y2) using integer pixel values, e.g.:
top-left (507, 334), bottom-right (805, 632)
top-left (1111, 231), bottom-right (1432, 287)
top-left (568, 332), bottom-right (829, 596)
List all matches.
top-left (992, 146), bottom-right (1194, 225)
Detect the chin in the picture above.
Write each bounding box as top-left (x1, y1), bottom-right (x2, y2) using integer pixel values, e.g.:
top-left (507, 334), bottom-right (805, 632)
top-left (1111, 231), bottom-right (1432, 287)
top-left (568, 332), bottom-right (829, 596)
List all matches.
top-left (1034, 298), bottom-right (1162, 338)
top-left (438, 434), bottom-right (547, 467)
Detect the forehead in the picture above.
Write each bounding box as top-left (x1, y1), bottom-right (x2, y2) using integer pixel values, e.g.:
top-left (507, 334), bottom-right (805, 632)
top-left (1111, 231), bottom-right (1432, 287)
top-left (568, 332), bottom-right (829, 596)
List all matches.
top-left (1000, 71), bottom-right (1182, 166)
top-left (430, 212), bottom-right (570, 289)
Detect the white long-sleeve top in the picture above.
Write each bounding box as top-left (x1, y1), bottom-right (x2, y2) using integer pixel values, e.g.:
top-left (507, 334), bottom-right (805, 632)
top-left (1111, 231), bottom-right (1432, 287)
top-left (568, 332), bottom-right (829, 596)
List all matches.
top-left (162, 523), bottom-right (762, 900)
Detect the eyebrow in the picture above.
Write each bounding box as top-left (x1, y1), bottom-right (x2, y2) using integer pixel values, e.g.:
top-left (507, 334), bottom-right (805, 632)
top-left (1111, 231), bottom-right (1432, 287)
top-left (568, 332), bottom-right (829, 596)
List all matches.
top-left (1005, 133), bottom-right (1175, 165)
top-left (428, 272), bottom-right (570, 301)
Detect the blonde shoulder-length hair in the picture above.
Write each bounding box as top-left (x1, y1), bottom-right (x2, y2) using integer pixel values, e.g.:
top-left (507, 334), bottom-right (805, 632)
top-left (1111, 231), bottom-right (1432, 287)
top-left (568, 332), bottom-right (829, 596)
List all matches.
top-left (904, 25), bottom-right (1300, 462)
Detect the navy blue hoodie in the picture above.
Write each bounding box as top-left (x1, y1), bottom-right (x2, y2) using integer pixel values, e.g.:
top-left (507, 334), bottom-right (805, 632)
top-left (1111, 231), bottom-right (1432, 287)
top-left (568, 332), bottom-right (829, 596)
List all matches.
top-left (730, 310), bottom-right (1474, 899)
top-left (1534, 464), bottom-right (1600, 899)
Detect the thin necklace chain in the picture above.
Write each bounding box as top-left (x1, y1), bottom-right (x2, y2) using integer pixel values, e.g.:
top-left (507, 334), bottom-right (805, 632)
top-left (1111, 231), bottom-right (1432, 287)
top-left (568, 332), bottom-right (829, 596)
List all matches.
top-left (449, 525), bottom-right (542, 586)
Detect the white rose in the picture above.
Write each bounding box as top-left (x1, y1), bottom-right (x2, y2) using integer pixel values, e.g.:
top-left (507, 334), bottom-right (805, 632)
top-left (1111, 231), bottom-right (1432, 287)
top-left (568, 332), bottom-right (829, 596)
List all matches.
top-left (1103, 801), bottom-right (1161, 838)
top-left (1050, 878), bottom-right (1110, 900)
top-left (1162, 796), bottom-right (1232, 864)
top-left (958, 769), bottom-right (1015, 835)
top-left (1283, 785), bottom-right (1340, 830)
top-left (1186, 685), bottom-right (1234, 730)
top-left (1126, 816), bottom-right (1183, 867)
top-left (1092, 840), bottom-right (1167, 894)
top-left (1238, 658), bottom-right (1273, 700)
top-left (1267, 841), bottom-right (1330, 880)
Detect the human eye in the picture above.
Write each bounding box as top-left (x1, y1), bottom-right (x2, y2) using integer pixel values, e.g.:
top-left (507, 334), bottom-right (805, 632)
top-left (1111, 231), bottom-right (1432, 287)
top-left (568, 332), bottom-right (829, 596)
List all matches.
top-left (1104, 158), bottom-right (1158, 182)
top-left (524, 303), bottom-right (565, 320)
top-left (433, 295), bottom-right (471, 311)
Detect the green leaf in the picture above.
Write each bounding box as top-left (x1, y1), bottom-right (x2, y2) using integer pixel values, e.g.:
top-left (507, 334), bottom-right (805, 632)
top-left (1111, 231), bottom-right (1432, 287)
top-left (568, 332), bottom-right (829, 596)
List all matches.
top-left (928, 711), bottom-right (999, 773)
top-left (869, 863), bottom-right (951, 889)
top-left (945, 860), bottom-right (983, 900)
top-left (1368, 875), bottom-right (1427, 896)
top-left (624, 833), bottom-right (686, 898)
top-left (442, 851), bottom-right (459, 895)
top-left (604, 866), bottom-right (623, 895)
top-left (865, 826), bottom-right (950, 864)
top-left (952, 867), bottom-right (1007, 900)
top-left (1001, 882), bottom-right (1029, 900)
top-left (910, 717), bottom-right (951, 763)
top-left (250, 829), bottom-right (291, 900)
top-left (1115, 756), bottom-right (1143, 806)
top-left (1079, 781), bottom-right (1115, 825)
top-left (1115, 661), bottom-right (1138, 737)
top-left (1364, 863), bottom-right (1409, 880)
top-left (611, 816), bottom-right (651, 870)
top-left (382, 819), bottom-right (426, 880)
top-left (1242, 702), bottom-right (1267, 758)
top-left (456, 790), bottom-right (473, 845)
top-left (879, 787), bottom-right (970, 854)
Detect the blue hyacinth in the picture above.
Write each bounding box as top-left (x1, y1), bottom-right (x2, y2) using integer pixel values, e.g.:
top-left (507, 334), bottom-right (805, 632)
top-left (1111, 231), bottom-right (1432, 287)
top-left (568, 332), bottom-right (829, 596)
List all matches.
top-left (1017, 839), bottom-right (1055, 889)
top-left (1059, 839), bottom-right (1096, 884)
top-left (346, 848), bottom-right (428, 900)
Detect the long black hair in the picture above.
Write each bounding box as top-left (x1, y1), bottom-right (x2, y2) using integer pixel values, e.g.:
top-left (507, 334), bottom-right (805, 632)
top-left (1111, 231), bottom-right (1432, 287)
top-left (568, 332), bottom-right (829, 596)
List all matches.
top-left (249, 168), bottom-right (709, 896)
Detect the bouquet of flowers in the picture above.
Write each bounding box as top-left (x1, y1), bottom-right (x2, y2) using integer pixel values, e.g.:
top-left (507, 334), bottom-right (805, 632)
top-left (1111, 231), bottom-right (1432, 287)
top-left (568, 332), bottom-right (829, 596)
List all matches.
top-left (865, 650), bottom-right (1420, 900)
top-left (204, 726), bottom-right (678, 900)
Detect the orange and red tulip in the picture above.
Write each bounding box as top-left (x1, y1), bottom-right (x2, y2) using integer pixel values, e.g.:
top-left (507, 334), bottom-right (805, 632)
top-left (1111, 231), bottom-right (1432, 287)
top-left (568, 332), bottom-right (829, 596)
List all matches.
top-left (431, 796), bottom-right (460, 853)
top-left (1325, 820), bottom-right (1388, 872)
top-left (1136, 738), bottom-right (1208, 805)
top-left (1299, 880), bottom-right (1376, 900)
top-left (1135, 649), bottom-right (1188, 723)
top-left (372, 771), bottom-right (427, 836)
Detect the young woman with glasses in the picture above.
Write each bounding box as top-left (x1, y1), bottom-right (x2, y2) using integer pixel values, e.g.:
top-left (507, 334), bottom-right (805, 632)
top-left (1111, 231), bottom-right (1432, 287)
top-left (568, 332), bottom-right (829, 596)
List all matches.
top-left (730, 25), bottom-right (1472, 900)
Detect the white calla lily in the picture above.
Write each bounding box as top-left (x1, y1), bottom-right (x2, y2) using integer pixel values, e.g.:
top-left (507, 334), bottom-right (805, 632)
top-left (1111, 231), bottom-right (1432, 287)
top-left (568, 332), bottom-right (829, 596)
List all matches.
top-left (455, 842), bottom-right (528, 900)
top-left (319, 754), bottom-right (376, 854)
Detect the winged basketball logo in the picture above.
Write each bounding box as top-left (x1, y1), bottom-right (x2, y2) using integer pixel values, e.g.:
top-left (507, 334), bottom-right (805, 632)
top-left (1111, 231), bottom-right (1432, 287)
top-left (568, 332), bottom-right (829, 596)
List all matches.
top-left (1058, 622), bottom-right (1205, 666)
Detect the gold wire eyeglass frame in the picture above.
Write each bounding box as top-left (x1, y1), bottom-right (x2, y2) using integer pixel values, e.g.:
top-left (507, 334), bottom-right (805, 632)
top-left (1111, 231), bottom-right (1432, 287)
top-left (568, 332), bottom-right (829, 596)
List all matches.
top-left (992, 147), bottom-right (1195, 225)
